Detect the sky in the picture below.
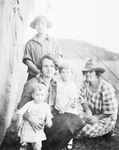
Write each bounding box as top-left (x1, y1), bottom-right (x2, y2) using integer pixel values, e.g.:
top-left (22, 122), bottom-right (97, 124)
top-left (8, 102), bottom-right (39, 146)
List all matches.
top-left (24, 0), bottom-right (119, 53)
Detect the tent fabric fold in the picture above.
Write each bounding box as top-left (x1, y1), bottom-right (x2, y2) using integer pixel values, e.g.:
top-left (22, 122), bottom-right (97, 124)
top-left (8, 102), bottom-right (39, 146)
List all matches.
top-left (0, 0), bottom-right (33, 145)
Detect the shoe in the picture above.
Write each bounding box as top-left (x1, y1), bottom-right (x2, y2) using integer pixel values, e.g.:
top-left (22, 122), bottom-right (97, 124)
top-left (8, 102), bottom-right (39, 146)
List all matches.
top-left (67, 139), bottom-right (73, 149)
top-left (62, 147), bottom-right (68, 150)
top-left (67, 144), bottom-right (72, 149)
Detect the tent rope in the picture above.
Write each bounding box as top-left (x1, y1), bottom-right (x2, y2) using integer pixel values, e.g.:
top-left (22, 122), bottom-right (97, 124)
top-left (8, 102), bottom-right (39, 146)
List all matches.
top-left (86, 44), bottom-right (119, 81)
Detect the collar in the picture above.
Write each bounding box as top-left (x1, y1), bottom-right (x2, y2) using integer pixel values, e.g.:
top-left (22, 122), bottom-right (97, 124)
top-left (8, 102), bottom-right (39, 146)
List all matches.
top-left (32, 34), bottom-right (50, 43)
top-left (37, 75), bottom-right (57, 87)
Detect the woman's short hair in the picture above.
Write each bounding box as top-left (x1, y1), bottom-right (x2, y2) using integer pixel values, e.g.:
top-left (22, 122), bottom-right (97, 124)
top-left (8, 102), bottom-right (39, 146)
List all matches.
top-left (30, 15), bottom-right (52, 29)
top-left (95, 71), bottom-right (103, 77)
top-left (38, 54), bottom-right (59, 71)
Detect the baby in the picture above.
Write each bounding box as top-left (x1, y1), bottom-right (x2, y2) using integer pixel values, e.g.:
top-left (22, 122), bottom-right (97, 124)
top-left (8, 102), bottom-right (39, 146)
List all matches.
top-left (16, 83), bottom-right (53, 150)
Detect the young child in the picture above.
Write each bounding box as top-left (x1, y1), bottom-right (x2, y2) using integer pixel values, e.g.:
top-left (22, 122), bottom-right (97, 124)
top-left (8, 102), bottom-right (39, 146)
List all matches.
top-left (16, 84), bottom-right (53, 150)
top-left (55, 61), bottom-right (92, 116)
top-left (55, 61), bottom-right (92, 149)
top-left (55, 61), bottom-right (81, 115)
top-left (23, 15), bottom-right (62, 81)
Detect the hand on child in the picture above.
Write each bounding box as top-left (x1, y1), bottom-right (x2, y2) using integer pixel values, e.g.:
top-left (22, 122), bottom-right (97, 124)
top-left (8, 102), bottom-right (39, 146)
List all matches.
top-left (30, 120), bottom-right (43, 132)
top-left (46, 119), bottom-right (53, 128)
top-left (59, 109), bottom-right (66, 114)
top-left (16, 116), bottom-right (23, 129)
top-left (27, 113), bottom-right (43, 132)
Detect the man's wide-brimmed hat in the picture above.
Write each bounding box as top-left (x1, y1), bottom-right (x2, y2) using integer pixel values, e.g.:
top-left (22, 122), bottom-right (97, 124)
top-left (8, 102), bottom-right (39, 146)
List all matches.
top-left (82, 58), bottom-right (105, 73)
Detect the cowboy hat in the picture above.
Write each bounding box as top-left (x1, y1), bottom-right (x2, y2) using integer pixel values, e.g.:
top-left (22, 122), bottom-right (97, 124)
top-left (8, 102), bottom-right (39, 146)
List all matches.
top-left (82, 58), bottom-right (105, 73)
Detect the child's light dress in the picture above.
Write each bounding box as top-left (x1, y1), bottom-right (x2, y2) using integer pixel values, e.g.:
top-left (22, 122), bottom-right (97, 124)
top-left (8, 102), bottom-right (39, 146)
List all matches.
top-left (55, 79), bottom-right (83, 116)
top-left (17, 101), bottom-right (52, 144)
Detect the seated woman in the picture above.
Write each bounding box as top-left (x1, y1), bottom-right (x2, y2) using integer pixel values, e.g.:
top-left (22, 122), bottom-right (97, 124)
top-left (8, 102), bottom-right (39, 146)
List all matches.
top-left (17, 54), bottom-right (59, 116)
top-left (77, 58), bottom-right (118, 138)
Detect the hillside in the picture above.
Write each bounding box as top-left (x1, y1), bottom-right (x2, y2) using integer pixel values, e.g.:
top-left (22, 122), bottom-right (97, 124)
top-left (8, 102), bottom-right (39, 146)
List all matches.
top-left (58, 39), bottom-right (119, 60)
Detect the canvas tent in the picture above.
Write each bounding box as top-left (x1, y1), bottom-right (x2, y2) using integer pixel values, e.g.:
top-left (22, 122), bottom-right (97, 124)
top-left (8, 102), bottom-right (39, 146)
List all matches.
top-left (0, 0), bottom-right (35, 145)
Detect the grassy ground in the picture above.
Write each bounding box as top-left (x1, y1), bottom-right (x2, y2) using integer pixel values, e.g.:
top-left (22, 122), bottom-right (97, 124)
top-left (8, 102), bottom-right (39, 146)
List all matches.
top-left (1, 107), bottom-right (119, 150)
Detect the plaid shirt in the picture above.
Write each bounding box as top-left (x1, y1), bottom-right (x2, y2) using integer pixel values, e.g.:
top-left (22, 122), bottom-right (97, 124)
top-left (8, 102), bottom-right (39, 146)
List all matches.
top-left (78, 79), bottom-right (118, 137)
top-left (79, 79), bottom-right (118, 115)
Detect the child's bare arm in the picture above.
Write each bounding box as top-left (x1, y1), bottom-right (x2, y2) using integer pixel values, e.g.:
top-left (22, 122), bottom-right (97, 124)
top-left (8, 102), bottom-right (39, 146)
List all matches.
top-left (45, 105), bottom-right (53, 128)
top-left (16, 114), bottom-right (23, 129)
top-left (46, 118), bottom-right (53, 128)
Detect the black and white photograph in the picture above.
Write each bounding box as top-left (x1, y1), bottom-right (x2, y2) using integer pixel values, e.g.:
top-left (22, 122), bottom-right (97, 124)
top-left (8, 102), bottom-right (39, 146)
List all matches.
top-left (0, 0), bottom-right (119, 150)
